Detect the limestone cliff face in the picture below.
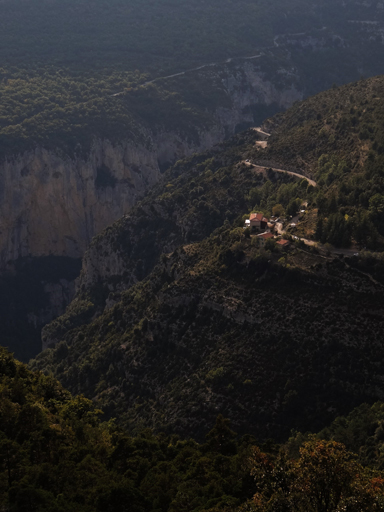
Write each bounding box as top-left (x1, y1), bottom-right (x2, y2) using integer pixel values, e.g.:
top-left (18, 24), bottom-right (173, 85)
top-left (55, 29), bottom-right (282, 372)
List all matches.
top-left (220, 61), bottom-right (302, 111)
top-left (0, 130), bottom-right (224, 267)
top-left (0, 139), bottom-right (156, 266)
top-left (0, 132), bottom-right (220, 267)
top-left (0, 62), bottom-right (302, 270)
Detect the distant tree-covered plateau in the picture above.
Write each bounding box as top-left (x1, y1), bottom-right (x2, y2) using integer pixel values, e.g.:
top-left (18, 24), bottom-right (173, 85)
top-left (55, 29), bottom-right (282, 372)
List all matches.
top-left (0, 0), bottom-right (373, 73)
top-left (1, 0), bottom-right (384, 158)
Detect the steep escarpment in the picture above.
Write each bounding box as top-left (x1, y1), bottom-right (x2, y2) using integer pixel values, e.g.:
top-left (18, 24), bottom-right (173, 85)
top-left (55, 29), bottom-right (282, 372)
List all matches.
top-left (0, 138), bottom-right (159, 264)
top-left (32, 225), bottom-right (384, 441)
top-left (0, 61), bottom-right (302, 267)
top-left (41, 128), bottom-right (311, 350)
top-left (73, 133), bottom-right (263, 304)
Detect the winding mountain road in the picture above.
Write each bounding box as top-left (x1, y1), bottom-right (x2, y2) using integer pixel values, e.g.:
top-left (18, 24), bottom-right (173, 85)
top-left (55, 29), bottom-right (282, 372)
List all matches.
top-left (252, 127), bottom-right (271, 138)
top-left (245, 128), bottom-right (317, 187)
top-left (249, 164), bottom-right (317, 187)
top-left (137, 28), bottom-right (322, 92)
top-left (110, 28), bottom-right (328, 97)
top-left (110, 54), bottom-right (263, 96)
top-left (142, 54), bottom-right (263, 87)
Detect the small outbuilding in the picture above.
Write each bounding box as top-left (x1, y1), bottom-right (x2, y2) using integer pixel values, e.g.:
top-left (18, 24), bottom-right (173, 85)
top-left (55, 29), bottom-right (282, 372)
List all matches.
top-left (257, 232), bottom-right (275, 247)
top-left (276, 239), bottom-right (290, 250)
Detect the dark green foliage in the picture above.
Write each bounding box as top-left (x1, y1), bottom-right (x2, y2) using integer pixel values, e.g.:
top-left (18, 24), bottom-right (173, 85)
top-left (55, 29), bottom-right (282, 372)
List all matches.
top-left (6, 342), bottom-right (384, 511)
top-left (1, 0), bottom-right (380, 75)
top-left (318, 403), bottom-right (384, 470)
top-left (1, 0), bottom-right (384, 159)
top-left (286, 198), bottom-right (301, 217)
top-left (205, 415), bottom-right (237, 456)
top-left (0, 70), bottom-right (216, 158)
top-left (31, 221), bottom-right (384, 442)
top-left (288, 401), bottom-right (384, 474)
top-left (261, 76), bottom-right (384, 248)
top-left (0, 0), bottom-right (288, 72)
top-left (264, 238), bottom-right (276, 251)
top-left (0, 346), bottom-right (258, 511)
top-left (320, 213), bottom-right (351, 247)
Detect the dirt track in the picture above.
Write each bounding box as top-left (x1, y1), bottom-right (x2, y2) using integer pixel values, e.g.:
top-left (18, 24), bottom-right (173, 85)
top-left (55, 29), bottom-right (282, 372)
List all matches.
top-left (244, 161), bottom-right (317, 187)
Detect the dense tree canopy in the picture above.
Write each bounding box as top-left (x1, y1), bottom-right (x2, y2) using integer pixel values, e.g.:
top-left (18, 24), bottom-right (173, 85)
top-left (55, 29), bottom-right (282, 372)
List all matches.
top-left (3, 345), bottom-right (384, 511)
top-left (1, 0), bottom-right (384, 158)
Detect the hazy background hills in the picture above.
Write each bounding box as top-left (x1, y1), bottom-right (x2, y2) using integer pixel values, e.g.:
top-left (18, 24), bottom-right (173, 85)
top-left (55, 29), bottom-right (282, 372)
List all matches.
top-left (1, 0), bottom-right (384, 158)
top-left (1, 0), bottom-right (376, 72)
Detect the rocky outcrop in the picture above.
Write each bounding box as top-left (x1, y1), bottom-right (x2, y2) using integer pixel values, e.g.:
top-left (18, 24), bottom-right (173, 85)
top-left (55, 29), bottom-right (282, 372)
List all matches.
top-left (27, 279), bottom-right (76, 328)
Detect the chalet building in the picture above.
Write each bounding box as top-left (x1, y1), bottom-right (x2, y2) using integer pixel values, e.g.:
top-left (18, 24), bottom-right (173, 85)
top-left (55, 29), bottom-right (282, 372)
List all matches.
top-left (245, 213), bottom-right (268, 231)
top-left (276, 239), bottom-right (290, 250)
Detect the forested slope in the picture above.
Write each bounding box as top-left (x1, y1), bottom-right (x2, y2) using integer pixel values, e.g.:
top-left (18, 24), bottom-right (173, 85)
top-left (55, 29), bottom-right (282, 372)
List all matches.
top-left (3, 345), bottom-right (384, 511)
top-left (40, 129), bottom-right (312, 339)
top-left (30, 75), bottom-right (384, 442)
top-left (43, 75), bottom-right (384, 334)
top-left (0, 345), bottom-right (259, 511)
top-left (32, 222), bottom-right (384, 440)
top-left (0, 0), bottom-right (375, 72)
top-left (261, 76), bottom-right (384, 248)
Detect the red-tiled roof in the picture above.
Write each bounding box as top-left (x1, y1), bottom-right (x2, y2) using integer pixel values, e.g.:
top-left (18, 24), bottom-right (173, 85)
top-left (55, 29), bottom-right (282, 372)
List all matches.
top-left (250, 213), bottom-right (264, 221)
top-left (277, 239), bottom-right (290, 246)
top-left (257, 232), bottom-right (274, 240)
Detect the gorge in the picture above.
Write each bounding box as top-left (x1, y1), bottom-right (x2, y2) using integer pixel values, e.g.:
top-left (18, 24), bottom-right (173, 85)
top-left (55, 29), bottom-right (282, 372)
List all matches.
top-left (3, 1), bottom-right (384, 509)
top-left (0, 59), bottom-right (303, 359)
